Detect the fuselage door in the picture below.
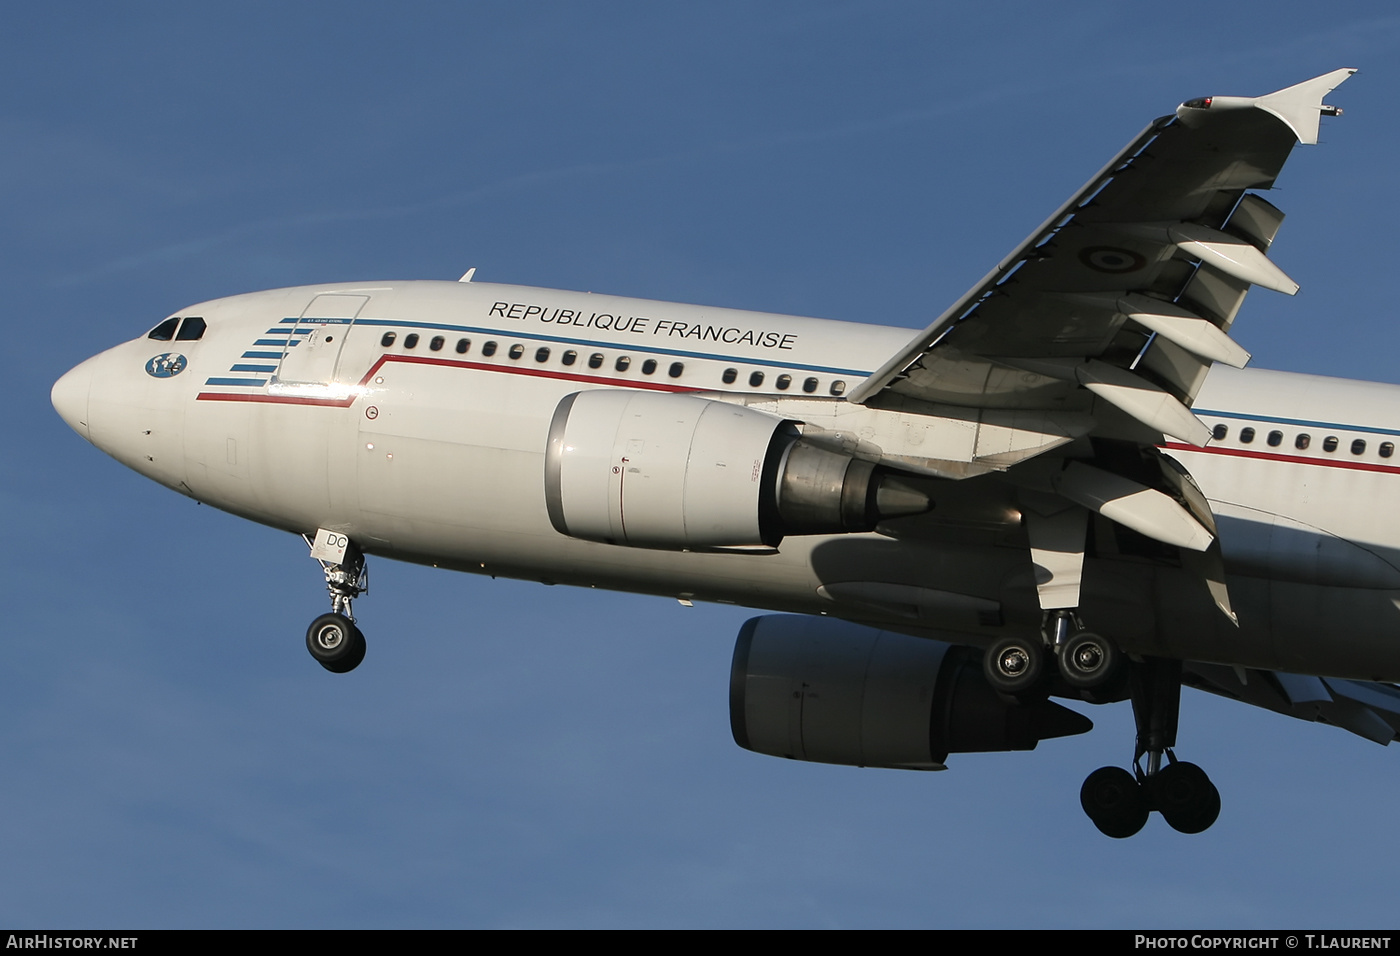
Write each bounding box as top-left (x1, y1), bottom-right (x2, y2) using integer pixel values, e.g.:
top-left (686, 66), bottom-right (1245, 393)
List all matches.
top-left (275, 294), bottom-right (370, 385)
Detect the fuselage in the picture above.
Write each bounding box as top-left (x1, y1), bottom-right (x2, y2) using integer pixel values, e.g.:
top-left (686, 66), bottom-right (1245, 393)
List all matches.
top-left (51, 280), bottom-right (1400, 681)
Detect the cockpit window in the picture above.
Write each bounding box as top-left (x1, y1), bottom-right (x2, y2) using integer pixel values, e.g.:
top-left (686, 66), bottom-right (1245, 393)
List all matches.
top-left (175, 316), bottom-right (207, 341)
top-left (147, 318), bottom-right (180, 341)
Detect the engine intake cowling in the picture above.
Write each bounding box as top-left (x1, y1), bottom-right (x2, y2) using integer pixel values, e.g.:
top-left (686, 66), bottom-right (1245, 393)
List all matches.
top-left (730, 615), bottom-right (1092, 769)
top-left (544, 390), bottom-right (928, 549)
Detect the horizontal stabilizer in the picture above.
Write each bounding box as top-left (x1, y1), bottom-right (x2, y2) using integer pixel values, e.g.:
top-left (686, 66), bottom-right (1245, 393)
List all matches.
top-left (1187, 662), bottom-right (1400, 746)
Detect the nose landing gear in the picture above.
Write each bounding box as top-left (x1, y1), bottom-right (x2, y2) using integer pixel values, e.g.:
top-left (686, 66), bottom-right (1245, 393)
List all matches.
top-left (303, 529), bottom-right (368, 673)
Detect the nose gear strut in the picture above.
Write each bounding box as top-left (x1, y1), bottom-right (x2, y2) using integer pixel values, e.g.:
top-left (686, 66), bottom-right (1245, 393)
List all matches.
top-left (302, 529), bottom-right (369, 673)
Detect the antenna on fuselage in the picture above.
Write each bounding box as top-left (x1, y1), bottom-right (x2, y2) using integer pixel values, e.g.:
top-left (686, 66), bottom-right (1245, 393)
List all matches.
top-left (458, 267), bottom-right (476, 282)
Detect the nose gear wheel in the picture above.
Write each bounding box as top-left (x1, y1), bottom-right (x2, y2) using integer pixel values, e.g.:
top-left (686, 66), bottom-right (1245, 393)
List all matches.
top-left (302, 533), bottom-right (370, 673)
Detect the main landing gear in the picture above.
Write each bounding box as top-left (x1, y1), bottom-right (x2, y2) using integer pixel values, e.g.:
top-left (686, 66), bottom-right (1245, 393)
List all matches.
top-left (979, 612), bottom-right (1220, 838)
top-left (981, 611), bottom-right (1122, 697)
top-left (303, 529), bottom-right (368, 673)
top-left (1080, 656), bottom-right (1221, 838)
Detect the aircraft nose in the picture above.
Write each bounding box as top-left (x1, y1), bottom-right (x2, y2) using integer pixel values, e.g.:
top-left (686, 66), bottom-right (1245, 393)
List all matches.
top-left (52, 357), bottom-right (95, 441)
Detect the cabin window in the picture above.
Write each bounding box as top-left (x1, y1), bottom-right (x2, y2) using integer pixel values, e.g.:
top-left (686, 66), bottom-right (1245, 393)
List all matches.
top-left (615, 356), bottom-right (631, 372)
top-left (775, 374), bottom-right (792, 390)
top-left (722, 368), bottom-right (737, 384)
top-left (429, 335), bottom-right (445, 352)
top-left (482, 341), bottom-right (497, 357)
top-left (508, 344), bottom-right (524, 360)
top-left (830, 380), bottom-right (847, 396)
top-left (1295, 434), bottom-right (1311, 450)
top-left (668, 362), bottom-right (684, 378)
top-left (1352, 439), bottom-right (1367, 455)
top-left (1239, 427), bottom-right (1255, 444)
top-left (381, 331), bottom-right (397, 347)
top-left (1323, 436), bottom-right (1339, 453)
top-left (562, 350), bottom-right (577, 366)
top-left (535, 347), bottom-right (550, 363)
top-left (803, 377), bottom-right (819, 393)
top-left (148, 318), bottom-right (180, 341)
top-left (404, 333), bottom-right (420, 349)
top-left (641, 359), bottom-right (657, 375)
top-left (1267, 430), bottom-right (1283, 447)
top-left (588, 353), bottom-right (604, 369)
top-left (1381, 442), bottom-right (1394, 459)
top-left (749, 371), bottom-right (765, 387)
top-left (175, 317), bottom-right (206, 341)
top-left (455, 338), bottom-right (470, 354)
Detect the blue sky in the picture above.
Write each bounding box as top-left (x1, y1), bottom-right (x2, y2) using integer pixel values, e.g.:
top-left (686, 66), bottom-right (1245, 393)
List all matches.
top-left (5, 1), bottom-right (1400, 929)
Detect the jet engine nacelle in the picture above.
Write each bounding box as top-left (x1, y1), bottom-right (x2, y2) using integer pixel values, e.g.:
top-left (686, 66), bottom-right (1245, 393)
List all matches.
top-left (730, 615), bottom-right (1092, 769)
top-left (544, 390), bottom-right (928, 549)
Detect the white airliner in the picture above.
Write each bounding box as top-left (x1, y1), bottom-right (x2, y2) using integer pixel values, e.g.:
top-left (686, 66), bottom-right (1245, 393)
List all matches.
top-left (51, 69), bottom-right (1400, 838)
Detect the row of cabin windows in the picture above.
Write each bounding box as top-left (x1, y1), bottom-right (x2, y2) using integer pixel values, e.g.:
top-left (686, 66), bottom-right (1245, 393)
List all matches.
top-left (1210, 423), bottom-right (1394, 458)
top-left (719, 368), bottom-right (846, 395)
top-left (376, 330), bottom-right (847, 394)
top-left (378, 331), bottom-right (684, 377)
top-left (147, 316), bottom-right (207, 342)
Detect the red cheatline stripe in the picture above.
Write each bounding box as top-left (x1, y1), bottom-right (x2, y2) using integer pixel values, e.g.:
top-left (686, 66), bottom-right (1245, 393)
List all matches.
top-left (198, 353), bottom-right (704, 405)
top-left (1164, 441), bottom-right (1400, 475)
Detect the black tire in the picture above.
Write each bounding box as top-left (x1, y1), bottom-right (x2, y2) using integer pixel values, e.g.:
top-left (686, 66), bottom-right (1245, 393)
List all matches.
top-left (1080, 766), bottom-right (1148, 839)
top-left (1058, 631), bottom-right (1121, 689)
top-left (983, 637), bottom-right (1045, 694)
top-left (1150, 761), bottom-right (1220, 834)
top-left (306, 614), bottom-right (366, 673)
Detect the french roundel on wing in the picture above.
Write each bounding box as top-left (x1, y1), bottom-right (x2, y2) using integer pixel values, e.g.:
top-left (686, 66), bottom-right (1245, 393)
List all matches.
top-left (1078, 245), bottom-right (1148, 274)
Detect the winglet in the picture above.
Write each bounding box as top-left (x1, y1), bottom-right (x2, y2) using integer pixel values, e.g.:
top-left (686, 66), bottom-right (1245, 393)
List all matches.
top-left (1176, 68), bottom-right (1356, 145)
top-left (1256, 68), bottom-right (1356, 144)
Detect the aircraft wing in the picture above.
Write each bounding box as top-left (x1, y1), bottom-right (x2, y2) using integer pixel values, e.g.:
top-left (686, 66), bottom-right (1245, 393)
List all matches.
top-left (847, 69), bottom-right (1355, 451)
top-left (1185, 663), bottom-right (1400, 746)
top-left (836, 71), bottom-right (1354, 620)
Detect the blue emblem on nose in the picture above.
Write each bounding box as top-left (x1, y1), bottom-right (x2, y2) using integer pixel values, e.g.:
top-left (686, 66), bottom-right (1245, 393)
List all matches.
top-left (145, 353), bottom-right (187, 378)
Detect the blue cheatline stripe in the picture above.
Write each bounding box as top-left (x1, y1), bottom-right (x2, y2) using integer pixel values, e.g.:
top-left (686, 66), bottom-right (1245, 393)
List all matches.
top-left (254, 339), bottom-right (288, 346)
top-left (1195, 407), bottom-right (1400, 439)
top-left (205, 377), bottom-right (268, 387)
top-left (345, 317), bottom-right (871, 376)
top-left (262, 329), bottom-right (291, 336)
top-left (241, 351), bottom-right (282, 359)
top-left (230, 364), bottom-right (277, 373)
